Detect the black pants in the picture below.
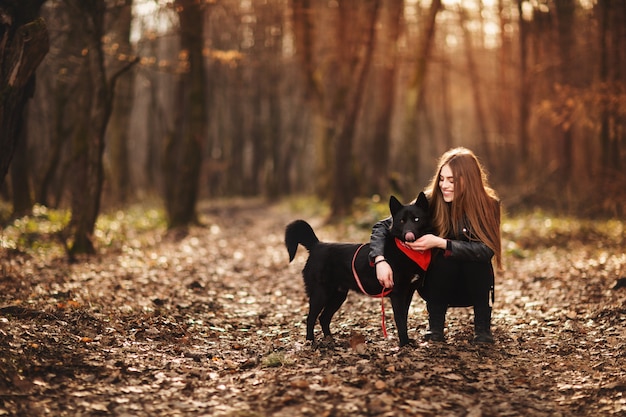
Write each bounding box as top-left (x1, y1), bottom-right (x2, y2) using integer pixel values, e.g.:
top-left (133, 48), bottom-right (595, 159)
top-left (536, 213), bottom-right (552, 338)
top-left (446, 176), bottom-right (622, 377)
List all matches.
top-left (418, 250), bottom-right (494, 309)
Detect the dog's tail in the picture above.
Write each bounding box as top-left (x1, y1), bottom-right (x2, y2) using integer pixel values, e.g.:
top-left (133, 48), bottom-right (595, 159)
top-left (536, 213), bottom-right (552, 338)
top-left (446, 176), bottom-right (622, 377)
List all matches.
top-left (285, 220), bottom-right (319, 262)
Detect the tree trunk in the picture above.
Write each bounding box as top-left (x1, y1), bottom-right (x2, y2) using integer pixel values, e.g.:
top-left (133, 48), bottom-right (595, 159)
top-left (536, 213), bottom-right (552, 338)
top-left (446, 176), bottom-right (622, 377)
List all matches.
top-left (401, 0), bottom-right (442, 191)
top-left (554, 0), bottom-right (576, 191)
top-left (330, 0), bottom-right (380, 218)
top-left (610, 1), bottom-right (625, 173)
top-left (67, 1), bottom-right (108, 255)
top-left (290, 0), bottom-right (330, 199)
top-left (597, 0), bottom-right (623, 175)
top-left (267, 86), bottom-right (283, 199)
top-left (36, 86), bottom-right (71, 207)
top-left (249, 89), bottom-right (264, 196)
top-left (257, 2), bottom-right (284, 200)
top-left (10, 108), bottom-right (32, 216)
top-left (65, 0), bottom-right (139, 254)
top-left (516, 0), bottom-right (531, 181)
top-left (369, 0), bottom-right (402, 197)
top-left (0, 2), bottom-right (48, 185)
top-left (458, 6), bottom-right (491, 162)
top-left (440, 53), bottom-right (454, 153)
top-left (163, 0), bottom-right (207, 229)
top-left (107, 2), bottom-right (135, 204)
top-left (228, 72), bottom-right (245, 196)
top-left (496, 0), bottom-right (513, 181)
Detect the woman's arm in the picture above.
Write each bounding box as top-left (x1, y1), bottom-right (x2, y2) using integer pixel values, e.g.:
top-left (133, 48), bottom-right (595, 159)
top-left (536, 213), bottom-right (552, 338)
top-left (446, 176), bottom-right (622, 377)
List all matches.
top-left (406, 234), bottom-right (494, 262)
top-left (369, 217), bottom-right (394, 288)
top-left (444, 240), bottom-right (494, 262)
top-left (369, 217), bottom-right (392, 262)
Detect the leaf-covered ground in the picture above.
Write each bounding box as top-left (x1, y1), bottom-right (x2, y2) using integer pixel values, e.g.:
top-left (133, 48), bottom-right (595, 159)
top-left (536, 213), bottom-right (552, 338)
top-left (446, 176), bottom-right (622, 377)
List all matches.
top-left (1, 199), bottom-right (625, 416)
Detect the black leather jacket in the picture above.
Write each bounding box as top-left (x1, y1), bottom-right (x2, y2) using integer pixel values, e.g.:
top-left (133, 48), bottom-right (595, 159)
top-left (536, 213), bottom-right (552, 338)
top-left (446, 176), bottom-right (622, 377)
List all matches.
top-left (369, 217), bottom-right (494, 263)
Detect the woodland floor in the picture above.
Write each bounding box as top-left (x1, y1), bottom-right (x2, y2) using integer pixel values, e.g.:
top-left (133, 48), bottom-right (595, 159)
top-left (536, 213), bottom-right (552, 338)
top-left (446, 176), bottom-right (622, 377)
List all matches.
top-left (1, 198), bottom-right (625, 417)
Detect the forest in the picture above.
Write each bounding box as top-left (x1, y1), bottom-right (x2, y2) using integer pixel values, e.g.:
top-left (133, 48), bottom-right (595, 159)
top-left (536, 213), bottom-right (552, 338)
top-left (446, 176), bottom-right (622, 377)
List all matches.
top-left (1, 0), bottom-right (625, 416)
top-left (0, 0), bottom-right (624, 250)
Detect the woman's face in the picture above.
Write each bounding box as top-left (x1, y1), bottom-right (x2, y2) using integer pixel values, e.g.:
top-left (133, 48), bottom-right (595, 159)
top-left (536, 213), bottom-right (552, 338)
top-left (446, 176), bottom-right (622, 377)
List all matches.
top-left (439, 164), bottom-right (454, 202)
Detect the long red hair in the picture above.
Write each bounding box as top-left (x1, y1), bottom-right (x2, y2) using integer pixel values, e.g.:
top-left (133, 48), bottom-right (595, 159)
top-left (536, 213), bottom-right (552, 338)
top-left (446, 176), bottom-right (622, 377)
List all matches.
top-left (425, 147), bottom-right (502, 268)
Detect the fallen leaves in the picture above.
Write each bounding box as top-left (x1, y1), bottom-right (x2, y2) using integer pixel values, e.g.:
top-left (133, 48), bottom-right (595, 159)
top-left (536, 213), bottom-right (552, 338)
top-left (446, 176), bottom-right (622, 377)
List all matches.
top-left (0, 200), bottom-right (625, 416)
top-left (349, 331), bottom-right (367, 354)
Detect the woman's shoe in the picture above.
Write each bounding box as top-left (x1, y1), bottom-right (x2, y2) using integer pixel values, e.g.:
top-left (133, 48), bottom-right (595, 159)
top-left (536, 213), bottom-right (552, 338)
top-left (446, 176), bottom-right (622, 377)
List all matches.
top-left (424, 304), bottom-right (446, 342)
top-left (473, 306), bottom-right (494, 343)
top-left (424, 329), bottom-right (445, 342)
top-left (473, 330), bottom-right (494, 344)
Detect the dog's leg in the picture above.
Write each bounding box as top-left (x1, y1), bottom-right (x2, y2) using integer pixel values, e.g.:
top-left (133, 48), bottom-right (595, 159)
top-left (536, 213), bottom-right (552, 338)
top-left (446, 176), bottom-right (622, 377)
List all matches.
top-left (390, 290), bottom-right (415, 347)
top-left (318, 290), bottom-right (348, 338)
top-left (307, 290), bottom-right (327, 341)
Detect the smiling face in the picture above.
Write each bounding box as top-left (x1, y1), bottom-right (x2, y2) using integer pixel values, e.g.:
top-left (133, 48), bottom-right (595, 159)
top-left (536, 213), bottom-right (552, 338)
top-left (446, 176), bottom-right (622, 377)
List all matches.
top-left (438, 164), bottom-right (455, 202)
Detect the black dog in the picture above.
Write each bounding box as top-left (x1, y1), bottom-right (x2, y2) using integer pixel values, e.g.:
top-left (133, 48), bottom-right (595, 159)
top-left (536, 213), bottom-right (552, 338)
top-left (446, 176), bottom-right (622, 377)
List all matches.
top-left (285, 192), bottom-right (432, 347)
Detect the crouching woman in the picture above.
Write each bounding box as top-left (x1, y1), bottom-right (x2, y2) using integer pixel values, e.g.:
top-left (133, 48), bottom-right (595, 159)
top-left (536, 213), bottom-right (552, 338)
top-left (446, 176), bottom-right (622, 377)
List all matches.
top-left (370, 147), bottom-right (502, 343)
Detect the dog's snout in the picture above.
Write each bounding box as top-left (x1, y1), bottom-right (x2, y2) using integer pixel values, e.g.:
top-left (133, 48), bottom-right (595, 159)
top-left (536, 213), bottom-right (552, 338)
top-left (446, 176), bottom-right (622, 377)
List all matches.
top-left (405, 232), bottom-right (416, 242)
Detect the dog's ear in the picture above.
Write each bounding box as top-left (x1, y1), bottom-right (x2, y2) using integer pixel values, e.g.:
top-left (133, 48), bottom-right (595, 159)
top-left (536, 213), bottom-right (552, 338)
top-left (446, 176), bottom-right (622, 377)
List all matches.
top-left (415, 192), bottom-right (429, 210)
top-left (389, 195), bottom-right (403, 216)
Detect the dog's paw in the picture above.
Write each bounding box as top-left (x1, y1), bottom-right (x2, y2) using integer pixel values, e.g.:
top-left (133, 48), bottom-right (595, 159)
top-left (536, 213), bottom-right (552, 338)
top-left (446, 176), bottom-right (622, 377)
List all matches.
top-left (313, 335), bottom-right (336, 350)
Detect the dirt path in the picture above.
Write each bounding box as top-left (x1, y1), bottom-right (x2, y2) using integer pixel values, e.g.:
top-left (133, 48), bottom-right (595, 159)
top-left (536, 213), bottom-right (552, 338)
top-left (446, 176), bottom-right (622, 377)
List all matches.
top-left (1, 199), bottom-right (625, 416)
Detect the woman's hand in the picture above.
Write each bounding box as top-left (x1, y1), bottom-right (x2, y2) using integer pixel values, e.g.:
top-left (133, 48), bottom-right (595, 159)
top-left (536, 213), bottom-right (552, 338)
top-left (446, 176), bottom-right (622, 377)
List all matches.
top-left (403, 234), bottom-right (447, 252)
top-left (374, 256), bottom-right (394, 289)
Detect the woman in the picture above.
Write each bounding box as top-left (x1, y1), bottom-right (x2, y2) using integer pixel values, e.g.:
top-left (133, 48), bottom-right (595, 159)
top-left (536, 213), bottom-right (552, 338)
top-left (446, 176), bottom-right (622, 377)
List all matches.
top-left (370, 147), bottom-right (501, 343)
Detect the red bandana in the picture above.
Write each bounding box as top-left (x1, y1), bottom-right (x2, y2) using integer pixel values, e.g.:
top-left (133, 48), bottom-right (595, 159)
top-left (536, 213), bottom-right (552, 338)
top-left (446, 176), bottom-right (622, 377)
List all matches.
top-left (395, 238), bottom-right (432, 270)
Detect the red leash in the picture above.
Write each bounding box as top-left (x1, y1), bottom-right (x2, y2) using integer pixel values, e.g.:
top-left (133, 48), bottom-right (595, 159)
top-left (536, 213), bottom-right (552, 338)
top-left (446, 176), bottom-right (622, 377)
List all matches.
top-left (352, 244), bottom-right (393, 338)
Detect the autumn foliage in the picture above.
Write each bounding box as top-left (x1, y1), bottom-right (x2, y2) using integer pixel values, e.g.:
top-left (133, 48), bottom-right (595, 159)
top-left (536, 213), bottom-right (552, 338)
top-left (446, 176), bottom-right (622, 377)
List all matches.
top-left (1, 199), bottom-right (625, 416)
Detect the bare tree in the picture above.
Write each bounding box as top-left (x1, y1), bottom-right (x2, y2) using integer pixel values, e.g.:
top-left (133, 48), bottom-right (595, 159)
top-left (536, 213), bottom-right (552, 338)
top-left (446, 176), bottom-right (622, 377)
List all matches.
top-left (0, 0), bottom-right (48, 185)
top-left (291, 0), bottom-right (328, 197)
top-left (554, 0), bottom-right (576, 197)
top-left (291, 0), bottom-right (380, 217)
top-left (495, 0), bottom-right (514, 181)
top-left (369, 0), bottom-right (403, 197)
top-left (106, 1), bottom-right (135, 204)
top-left (63, 0), bottom-right (138, 254)
top-left (32, 3), bottom-right (78, 208)
top-left (329, 0), bottom-right (380, 217)
top-left (9, 110), bottom-right (31, 215)
top-left (400, 0), bottom-right (441, 192)
top-left (458, 5), bottom-right (491, 162)
top-left (162, 0), bottom-right (207, 229)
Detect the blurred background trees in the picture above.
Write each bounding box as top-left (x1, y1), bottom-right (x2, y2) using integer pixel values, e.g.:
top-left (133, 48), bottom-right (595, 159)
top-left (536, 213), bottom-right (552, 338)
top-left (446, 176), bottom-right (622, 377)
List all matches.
top-left (1, 0), bottom-right (625, 251)
top-left (0, 0), bottom-right (49, 214)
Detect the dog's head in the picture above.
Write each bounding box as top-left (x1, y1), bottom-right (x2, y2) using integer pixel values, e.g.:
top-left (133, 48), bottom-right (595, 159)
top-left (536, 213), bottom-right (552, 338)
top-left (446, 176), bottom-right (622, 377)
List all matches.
top-left (389, 192), bottom-right (432, 242)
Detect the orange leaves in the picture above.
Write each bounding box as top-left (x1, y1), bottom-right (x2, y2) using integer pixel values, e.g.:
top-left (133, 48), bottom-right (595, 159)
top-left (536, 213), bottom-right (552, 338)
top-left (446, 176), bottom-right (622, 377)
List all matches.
top-left (349, 332), bottom-right (366, 354)
top-left (56, 300), bottom-right (81, 310)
